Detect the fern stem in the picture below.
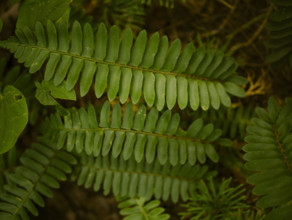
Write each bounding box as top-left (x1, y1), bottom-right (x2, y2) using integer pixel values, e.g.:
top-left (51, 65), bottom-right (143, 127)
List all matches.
top-left (136, 198), bottom-right (150, 220)
top-left (81, 162), bottom-right (200, 182)
top-left (273, 125), bottom-right (292, 174)
top-left (47, 124), bottom-right (212, 144)
top-left (12, 146), bottom-right (58, 216)
top-left (10, 42), bottom-right (223, 83)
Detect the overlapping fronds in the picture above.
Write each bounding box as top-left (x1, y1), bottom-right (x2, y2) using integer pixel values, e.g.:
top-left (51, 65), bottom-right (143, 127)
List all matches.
top-left (243, 97), bottom-right (292, 220)
top-left (118, 197), bottom-right (170, 220)
top-left (74, 154), bottom-right (215, 203)
top-left (0, 20), bottom-right (246, 111)
top-left (0, 137), bottom-right (77, 220)
top-left (42, 101), bottom-right (222, 166)
top-left (179, 178), bottom-right (248, 220)
top-left (188, 104), bottom-right (254, 140)
top-left (266, 0), bottom-right (292, 67)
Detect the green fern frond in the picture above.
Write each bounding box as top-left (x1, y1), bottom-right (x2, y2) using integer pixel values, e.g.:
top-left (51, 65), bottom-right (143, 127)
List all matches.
top-left (41, 101), bottom-right (223, 166)
top-left (179, 177), bottom-right (248, 220)
top-left (118, 197), bottom-right (170, 220)
top-left (243, 97), bottom-right (292, 220)
top-left (266, 0), bottom-right (292, 67)
top-left (74, 154), bottom-right (215, 203)
top-left (0, 137), bottom-right (77, 219)
top-left (0, 20), bottom-right (246, 111)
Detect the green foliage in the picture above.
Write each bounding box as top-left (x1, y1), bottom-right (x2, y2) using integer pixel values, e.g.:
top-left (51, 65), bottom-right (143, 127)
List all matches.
top-left (266, 0), bottom-right (292, 67)
top-left (243, 97), bottom-right (292, 219)
top-left (179, 178), bottom-right (248, 220)
top-left (0, 58), bottom-right (39, 126)
top-left (35, 80), bottom-right (76, 115)
top-left (73, 153), bottom-right (215, 203)
top-left (41, 101), bottom-right (223, 166)
top-left (188, 104), bottom-right (254, 140)
top-left (0, 85), bottom-right (28, 154)
top-left (16, 0), bottom-right (71, 29)
top-left (118, 197), bottom-right (170, 220)
top-left (35, 80), bottom-right (76, 104)
top-left (0, 0), bottom-right (289, 219)
top-left (0, 20), bottom-right (246, 111)
top-left (0, 137), bottom-right (77, 219)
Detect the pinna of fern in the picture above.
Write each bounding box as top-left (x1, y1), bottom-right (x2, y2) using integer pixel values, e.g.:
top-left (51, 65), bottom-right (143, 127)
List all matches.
top-left (41, 101), bottom-right (224, 166)
top-left (0, 19), bottom-right (246, 112)
top-left (243, 97), bottom-right (292, 220)
top-left (179, 177), bottom-right (249, 220)
top-left (72, 153), bottom-right (215, 203)
top-left (0, 137), bottom-right (77, 220)
top-left (186, 104), bottom-right (254, 140)
top-left (117, 197), bottom-right (170, 220)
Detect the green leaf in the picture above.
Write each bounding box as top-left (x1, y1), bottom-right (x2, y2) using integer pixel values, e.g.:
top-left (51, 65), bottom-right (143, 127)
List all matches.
top-left (223, 82), bottom-right (246, 98)
top-left (0, 85), bottom-right (28, 154)
top-left (35, 80), bottom-right (76, 105)
top-left (16, 0), bottom-right (71, 29)
top-left (43, 80), bottom-right (76, 101)
top-left (35, 81), bottom-right (55, 106)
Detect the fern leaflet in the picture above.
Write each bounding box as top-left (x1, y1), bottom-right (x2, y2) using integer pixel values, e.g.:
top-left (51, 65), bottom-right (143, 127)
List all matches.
top-left (73, 154), bottom-right (215, 203)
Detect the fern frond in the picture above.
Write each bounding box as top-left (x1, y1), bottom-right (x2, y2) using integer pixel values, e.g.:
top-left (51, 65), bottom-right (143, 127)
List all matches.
top-left (266, 0), bottom-right (292, 67)
top-left (74, 154), bottom-right (214, 203)
top-left (0, 137), bottom-right (77, 219)
top-left (179, 177), bottom-right (248, 220)
top-left (118, 197), bottom-right (170, 220)
top-left (0, 20), bottom-right (246, 111)
top-left (41, 101), bottom-right (223, 166)
top-left (243, 97), bottom-right (292, 220)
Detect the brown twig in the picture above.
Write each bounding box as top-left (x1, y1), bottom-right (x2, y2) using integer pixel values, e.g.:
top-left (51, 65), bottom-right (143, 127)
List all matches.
top-left (229, 5), bottom-right (273, 52)
top-left (201, 0), bottom-right (238, 38)
top-left (245, 69), bottom-right (272, 97)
